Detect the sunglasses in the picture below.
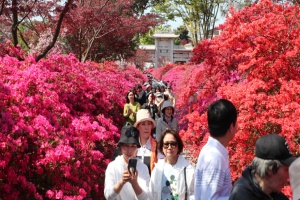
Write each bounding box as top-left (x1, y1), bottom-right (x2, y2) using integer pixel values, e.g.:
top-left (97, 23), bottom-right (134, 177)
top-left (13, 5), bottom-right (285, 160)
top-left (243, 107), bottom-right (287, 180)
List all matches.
top-left (163, 141), bottom-right (178, 149)
top-left (125, 128), bottom-right (139, 137)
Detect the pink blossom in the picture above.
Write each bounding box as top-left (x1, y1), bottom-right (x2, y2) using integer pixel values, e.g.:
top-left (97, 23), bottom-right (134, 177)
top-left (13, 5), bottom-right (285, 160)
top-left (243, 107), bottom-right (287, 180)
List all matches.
top-left (76, 161), bottom-right (81, 167)
top-left (55, 190), bottom-right (63, 199)
top-left (79, 188), bottom-right (87, 197)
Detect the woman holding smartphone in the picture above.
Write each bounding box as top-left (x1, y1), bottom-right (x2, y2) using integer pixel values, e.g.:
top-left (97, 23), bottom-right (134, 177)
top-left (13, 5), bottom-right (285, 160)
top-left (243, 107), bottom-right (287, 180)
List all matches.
top-left (104, 125), bottom-right (150, 200)
top-left (149, 129), bottom-right (195, 200)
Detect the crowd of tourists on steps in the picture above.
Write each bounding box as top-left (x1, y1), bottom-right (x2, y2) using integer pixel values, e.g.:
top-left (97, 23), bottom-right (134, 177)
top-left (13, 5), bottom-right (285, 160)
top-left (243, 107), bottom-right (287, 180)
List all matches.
top-left (104, 75), bottom-right (300, 200)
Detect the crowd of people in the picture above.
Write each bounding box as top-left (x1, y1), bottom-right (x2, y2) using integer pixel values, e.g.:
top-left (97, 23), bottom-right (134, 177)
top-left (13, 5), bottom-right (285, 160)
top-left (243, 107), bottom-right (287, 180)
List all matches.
top-left (104, 76), bottom-right (300, 200)
top-left (123, 77), bottom-right (178, 141)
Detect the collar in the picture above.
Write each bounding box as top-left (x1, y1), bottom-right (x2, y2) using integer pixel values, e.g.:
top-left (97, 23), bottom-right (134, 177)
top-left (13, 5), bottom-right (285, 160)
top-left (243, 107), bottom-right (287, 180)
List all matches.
top-left (207, 136), bottom-right (229, 157)
top-left (157, 155), bottom-right (190, 169)
top-left (163, 115), bottom-right (173, 124)
top-left (139, 137), bottom-right (151, 150)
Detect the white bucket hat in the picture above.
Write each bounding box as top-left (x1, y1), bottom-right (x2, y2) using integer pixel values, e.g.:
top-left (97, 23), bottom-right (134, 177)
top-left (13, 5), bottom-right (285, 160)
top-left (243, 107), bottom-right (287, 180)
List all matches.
top-left (289, 157), bottom-right (300, 200)
top-left (134, 109), bottom-right (156, 128)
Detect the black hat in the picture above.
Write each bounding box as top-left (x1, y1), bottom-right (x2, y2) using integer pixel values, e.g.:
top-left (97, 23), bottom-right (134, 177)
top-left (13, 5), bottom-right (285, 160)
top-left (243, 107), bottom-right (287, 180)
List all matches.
top-left (255, 133), bottom-right (297, 166)
top-left (136, 84), bottom-right (142, 89)
top-left (117, 125), bottom-right (140, 148)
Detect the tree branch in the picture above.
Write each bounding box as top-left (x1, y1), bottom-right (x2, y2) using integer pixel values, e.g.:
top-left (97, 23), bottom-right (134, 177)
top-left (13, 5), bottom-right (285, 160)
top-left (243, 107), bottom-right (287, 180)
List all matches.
top-left (35, 0), bottom-right (74, 62)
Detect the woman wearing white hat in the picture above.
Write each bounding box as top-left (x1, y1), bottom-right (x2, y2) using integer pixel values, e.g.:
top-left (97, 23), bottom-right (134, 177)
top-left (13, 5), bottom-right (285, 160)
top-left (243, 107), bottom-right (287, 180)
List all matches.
top-left (155, 101), bottom-right (179, 142)
top-left (134, 109), bottom-right (164, 173)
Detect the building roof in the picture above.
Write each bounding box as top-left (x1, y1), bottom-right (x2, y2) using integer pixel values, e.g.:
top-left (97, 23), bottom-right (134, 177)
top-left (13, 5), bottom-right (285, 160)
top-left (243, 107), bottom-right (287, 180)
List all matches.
top-left (150, 31), bottom-right (179, 38)
top-left (151, 33), bottom-right (179, 38)
top-left (139, 44), bottom-right (193, 51)
top-left (174, 44), bottom-right (193, 51)
top-left (139, 44), bottom-right (155, 50)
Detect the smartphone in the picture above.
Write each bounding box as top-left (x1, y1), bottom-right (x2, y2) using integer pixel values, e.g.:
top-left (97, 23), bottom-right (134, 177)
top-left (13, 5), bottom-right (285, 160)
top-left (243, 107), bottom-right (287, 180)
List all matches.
top-left (128, 158), bottom-right (137, 175)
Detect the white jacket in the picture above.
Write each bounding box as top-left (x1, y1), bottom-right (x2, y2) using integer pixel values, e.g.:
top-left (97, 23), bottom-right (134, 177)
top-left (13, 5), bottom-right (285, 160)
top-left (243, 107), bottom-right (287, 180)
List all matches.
top-left (104, 156), bottom-right (150, 200)
top-left (149, 155), bottom-right (195, 200)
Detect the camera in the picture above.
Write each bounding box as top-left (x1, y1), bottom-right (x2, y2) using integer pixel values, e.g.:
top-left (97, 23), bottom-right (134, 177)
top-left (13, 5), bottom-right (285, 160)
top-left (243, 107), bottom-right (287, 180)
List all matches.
top-left (164, 94), bottom-right (169, 101)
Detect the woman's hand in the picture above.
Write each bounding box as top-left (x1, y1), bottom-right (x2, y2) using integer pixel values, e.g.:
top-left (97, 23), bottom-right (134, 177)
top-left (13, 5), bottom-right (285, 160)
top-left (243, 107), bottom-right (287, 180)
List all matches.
top-left (128, 168), bottom-right (139, 185)
top-left (122, 168), bottom-right (138, 185)
top-left (114, 168), bottom-right (135, 193)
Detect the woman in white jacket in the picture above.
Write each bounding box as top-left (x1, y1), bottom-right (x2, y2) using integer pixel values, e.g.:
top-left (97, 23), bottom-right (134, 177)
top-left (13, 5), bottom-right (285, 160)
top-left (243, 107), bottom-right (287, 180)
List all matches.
top-left (150, 129), bottom-right (195, 200)
top-left (104, 125), bottom-right (150, 200)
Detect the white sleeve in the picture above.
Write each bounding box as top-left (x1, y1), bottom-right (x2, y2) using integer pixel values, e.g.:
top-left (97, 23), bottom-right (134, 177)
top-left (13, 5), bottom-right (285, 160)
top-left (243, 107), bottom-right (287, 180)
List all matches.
top-left (137, 162), bottom-right (150, 200)
top-left (155, 119), bottom-right (163, 141)
top-left (104, 163), bottom-right (119, 200)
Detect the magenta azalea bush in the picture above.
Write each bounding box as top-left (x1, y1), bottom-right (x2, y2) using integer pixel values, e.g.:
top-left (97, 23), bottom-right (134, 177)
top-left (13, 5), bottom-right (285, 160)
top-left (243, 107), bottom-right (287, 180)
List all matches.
top-left (0, 52), bottom-right (146, 199)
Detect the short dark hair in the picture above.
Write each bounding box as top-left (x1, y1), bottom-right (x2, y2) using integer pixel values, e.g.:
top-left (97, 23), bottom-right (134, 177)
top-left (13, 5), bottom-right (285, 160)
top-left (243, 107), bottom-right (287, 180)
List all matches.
top-left (157, 129), bottom-right (184, 155)
top-left (136, 84), bottom-right (142, 89)
top-left (207, 99), bottom-right (237, 137)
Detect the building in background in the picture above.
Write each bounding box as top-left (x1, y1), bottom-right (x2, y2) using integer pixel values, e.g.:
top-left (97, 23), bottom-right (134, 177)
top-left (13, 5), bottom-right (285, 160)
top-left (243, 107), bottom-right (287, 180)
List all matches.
top-left (139, 31), bottom-right (194, 69)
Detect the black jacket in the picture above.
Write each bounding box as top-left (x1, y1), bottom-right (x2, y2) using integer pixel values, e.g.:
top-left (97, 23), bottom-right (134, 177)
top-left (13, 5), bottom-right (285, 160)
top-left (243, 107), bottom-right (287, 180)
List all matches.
top-left (229, 166), bottom-right (289, 200)
top-left (137, 90), bottom-right (147, 105)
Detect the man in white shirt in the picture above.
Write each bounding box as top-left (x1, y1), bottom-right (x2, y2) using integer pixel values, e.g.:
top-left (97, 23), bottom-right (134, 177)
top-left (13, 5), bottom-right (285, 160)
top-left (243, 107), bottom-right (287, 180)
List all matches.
top-left (194, 99), bottom-right (238, 200)
top-left (289, 157), bottom-right (300, 200)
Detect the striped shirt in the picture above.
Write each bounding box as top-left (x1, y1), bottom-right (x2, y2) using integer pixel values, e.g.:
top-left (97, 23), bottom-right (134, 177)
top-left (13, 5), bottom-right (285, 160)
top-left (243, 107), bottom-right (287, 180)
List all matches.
top-left (194, 136), bottom-right (232, 200)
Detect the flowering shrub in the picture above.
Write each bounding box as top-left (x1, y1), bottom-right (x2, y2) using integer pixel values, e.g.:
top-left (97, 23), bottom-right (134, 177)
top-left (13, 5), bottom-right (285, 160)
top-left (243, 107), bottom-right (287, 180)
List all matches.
top-left (152, 0), bottom-right (300, 196)
top-left (0, 53), bottom-right (146, 199)
top-left (0, 40), bottom-right (25, 59)
top-left (151, 63), bottom-right (179, 80)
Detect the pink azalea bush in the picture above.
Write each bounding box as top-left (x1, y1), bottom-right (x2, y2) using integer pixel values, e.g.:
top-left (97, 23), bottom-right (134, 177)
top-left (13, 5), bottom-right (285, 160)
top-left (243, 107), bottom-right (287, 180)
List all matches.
top-left (0, 49), bottom-right (146, 199)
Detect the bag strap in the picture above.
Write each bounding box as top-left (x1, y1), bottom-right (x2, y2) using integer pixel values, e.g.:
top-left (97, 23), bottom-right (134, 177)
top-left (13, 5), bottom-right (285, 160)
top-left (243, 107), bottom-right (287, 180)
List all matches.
top-left (184, 167), bottom-right (188, 200)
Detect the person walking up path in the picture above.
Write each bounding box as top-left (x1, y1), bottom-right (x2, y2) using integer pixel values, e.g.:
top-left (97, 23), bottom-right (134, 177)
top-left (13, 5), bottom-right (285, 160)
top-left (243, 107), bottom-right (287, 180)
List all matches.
top-left (194, 99), bottom-right (238, 200)
top-left (123, 90), bottom-right (141, 126)
top-left (150, 129), bottom-right (195, 200)
top-left (156, 101), bottom-right (178, 142)
top-left (104, 125), bottom-right (150, 200)
top-left (229, 133), bottom-right (296, 200)
top-left (135, 109), bottom-right (164, 173)
top-left (289, 157), bottom-right (300, 200)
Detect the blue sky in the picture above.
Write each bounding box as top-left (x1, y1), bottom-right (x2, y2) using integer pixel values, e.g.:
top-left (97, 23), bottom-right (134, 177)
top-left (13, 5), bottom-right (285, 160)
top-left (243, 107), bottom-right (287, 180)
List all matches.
top-left (166, 14), bottom-right (226, 30)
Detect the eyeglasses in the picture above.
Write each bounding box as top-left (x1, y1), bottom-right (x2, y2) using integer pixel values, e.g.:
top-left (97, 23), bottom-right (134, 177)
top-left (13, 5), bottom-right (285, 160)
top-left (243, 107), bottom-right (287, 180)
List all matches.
top-left (125, 128), bottom-right (139, 137)
top-left (163, 141), bottom-right (178, 149)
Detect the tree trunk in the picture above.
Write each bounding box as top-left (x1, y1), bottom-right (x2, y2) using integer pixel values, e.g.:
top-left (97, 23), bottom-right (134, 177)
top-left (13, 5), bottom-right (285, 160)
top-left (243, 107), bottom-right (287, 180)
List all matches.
top-left (11, 0), bottom-right (18, 46)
